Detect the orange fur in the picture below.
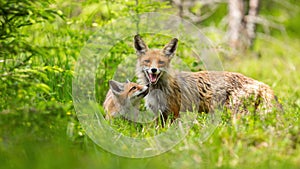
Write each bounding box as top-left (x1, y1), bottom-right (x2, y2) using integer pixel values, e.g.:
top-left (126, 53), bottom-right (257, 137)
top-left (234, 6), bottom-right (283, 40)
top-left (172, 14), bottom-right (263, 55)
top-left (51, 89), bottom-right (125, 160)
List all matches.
top-left (134, 35), bottom-right (281, 121)
top-left (103, 80), bottom-right (149, 119)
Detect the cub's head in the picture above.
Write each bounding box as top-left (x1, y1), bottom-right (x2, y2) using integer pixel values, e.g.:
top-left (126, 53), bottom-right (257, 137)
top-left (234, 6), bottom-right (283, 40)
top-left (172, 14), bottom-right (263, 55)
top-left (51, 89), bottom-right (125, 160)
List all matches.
top-left (134, 35), bottom-right (178, 85)
top-left (106, 79), bottom-right (149, 120)
top-left (109, 79), bottom-right (149, 105)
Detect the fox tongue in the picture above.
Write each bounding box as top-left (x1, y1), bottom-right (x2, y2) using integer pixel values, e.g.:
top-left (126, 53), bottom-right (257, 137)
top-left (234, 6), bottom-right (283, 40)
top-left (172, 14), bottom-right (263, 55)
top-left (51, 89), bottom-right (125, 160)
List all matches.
top-left (149, 73), bottom-right (157, 83)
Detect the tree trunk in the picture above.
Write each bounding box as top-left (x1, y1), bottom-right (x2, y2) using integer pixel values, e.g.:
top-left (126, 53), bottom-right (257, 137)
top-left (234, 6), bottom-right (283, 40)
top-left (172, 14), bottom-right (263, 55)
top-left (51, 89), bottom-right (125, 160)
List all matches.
top-left (228, 0), bottom-right (260, 52)
top-left (246, 0), bottom-right (260, 47)
top-left (228, 0), bottom-right (246, 51)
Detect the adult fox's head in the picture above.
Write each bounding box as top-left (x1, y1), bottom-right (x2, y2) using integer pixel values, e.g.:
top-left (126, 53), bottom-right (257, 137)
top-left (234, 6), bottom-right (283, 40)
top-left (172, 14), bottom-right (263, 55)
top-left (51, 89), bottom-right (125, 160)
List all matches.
top-left (134, 35), bottom-right (178, 85)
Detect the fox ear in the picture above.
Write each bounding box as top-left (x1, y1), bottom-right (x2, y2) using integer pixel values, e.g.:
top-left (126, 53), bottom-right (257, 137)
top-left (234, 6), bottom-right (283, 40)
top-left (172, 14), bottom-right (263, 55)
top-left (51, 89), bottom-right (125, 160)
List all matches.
top-left (134, 34), bottom-right (148, 56)
top-left (163, 38), bottom-right (178, 58)
top-left (126, 79), bottom-right (130, 83)
top-left (109, 80), bottom-right (124, 96)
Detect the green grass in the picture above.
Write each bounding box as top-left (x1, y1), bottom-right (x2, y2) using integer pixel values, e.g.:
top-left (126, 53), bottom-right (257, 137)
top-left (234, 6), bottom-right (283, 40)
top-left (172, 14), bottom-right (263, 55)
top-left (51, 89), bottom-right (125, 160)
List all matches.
top-left (1, 0), bottom-right (300, 168)
top-left (1, 35), bottom-right (300, 169)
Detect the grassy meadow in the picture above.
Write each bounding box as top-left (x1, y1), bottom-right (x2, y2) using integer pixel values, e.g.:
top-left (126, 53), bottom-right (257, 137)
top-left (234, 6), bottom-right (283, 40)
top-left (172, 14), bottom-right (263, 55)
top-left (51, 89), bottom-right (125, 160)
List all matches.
top-left (0, 0), bottom-right (300, 169)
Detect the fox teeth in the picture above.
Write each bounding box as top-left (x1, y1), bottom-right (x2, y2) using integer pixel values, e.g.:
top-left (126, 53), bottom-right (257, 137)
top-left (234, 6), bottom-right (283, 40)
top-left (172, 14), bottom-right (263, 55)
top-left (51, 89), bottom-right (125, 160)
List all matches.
top-left (149, 73), bottom-right (158, 83)
top-left (143, 68), bottom-right (162, 84)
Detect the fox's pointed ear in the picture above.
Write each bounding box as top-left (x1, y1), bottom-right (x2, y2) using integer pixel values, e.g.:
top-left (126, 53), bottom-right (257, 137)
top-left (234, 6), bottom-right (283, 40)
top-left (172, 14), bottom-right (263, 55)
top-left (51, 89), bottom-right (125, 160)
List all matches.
top-left (134, 34), bottom-right (148, 56)
top-left (109, 80), bottom-right (124, 96)
top-left (163, 38), bottom-right (178, 58)
top-left (126, 79), bottom-right (130, 83)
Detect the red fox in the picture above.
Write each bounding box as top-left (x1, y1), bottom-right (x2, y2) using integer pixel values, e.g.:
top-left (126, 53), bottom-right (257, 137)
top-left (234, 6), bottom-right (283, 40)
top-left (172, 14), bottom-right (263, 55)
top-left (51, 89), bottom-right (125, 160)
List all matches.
top-left (103, 79), bottom-right (149, 120)
top-left (134, 35), bottom-right (280, 121)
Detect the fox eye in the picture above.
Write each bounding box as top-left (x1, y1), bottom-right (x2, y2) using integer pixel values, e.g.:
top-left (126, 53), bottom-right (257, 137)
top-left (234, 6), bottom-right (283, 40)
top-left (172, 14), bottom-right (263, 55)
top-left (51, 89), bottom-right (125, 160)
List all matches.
top-left (129, 86), bottom-right (137, 92)
top-left (144, 59), bottom-right (150, 63)
top-left (158, 60), bottom-right (165, 64)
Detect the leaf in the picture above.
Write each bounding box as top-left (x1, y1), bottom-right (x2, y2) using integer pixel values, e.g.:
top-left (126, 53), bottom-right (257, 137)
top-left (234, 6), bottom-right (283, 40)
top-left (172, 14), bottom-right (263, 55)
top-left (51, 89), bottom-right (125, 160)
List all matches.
top-left (34, 83), bottom-right (51, 94)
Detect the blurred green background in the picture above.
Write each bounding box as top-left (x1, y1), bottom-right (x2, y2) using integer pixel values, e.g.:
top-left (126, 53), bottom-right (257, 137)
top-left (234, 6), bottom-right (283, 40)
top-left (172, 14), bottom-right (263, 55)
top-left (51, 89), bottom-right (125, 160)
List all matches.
top-left (0, 0), bottom-right (299, 169)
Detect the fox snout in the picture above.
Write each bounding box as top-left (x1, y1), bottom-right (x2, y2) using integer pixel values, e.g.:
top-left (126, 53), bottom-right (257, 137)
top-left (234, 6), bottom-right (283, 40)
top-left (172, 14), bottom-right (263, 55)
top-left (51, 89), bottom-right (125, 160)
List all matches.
top-left (150, 68), bottom-right (158, 73)
top-left (144, 67), bottom-right (163, 85)
top-left (135, 84), bottom-right (149, 98)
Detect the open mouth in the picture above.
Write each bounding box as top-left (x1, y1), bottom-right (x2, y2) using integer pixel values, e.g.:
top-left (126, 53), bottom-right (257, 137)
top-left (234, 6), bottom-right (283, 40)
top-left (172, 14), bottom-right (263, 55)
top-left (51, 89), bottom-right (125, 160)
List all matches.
top-left (145, 72), bottom-right (162, 84)
top-left (137, 87), bottom-right (149, 97)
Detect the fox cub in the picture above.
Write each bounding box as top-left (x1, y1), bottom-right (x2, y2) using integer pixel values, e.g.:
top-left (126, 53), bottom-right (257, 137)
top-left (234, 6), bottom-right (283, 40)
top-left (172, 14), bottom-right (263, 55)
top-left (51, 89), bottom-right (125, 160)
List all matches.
top-left (103, 79), bottom-right (149, 119)
top-left (134, 35), bottom-right (280, 120)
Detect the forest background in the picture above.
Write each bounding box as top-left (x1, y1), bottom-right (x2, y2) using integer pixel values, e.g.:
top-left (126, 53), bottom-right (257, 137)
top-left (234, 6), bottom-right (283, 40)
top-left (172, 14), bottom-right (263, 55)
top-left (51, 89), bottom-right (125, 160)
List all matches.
top-left (0, 0), bottom-right (300, 168)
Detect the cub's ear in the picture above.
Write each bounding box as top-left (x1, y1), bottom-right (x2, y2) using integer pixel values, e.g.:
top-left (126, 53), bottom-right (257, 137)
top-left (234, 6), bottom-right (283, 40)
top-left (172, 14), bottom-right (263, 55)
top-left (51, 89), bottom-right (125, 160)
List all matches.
top-left (134, 34), bottom-right (148, 56)
top-left (163, 38), bottom-right (178, 58)
top-left (109, 80), bottom-right (124, 96)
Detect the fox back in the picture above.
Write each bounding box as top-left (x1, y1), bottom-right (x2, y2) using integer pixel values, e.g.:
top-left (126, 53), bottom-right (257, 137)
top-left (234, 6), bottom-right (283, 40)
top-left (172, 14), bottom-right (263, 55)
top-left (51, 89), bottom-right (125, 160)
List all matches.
top-left (134, 35), bottom-right (280, 120)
